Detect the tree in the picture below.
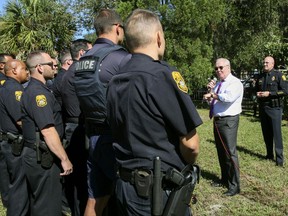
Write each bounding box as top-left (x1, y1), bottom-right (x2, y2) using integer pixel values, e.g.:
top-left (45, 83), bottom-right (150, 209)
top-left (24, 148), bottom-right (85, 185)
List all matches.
top-left (0, 0), bottom-right (76, 58)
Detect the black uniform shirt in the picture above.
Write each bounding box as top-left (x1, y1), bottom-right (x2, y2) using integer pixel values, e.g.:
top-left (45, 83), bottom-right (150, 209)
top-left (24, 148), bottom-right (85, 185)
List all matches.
top-left (107, 54), bottom-right (203, 171)
top-left (0, 72), bottom-right (7, 86)
top-left (84, 38), bottom-right (131, 84)
top-left (60, 63), bottom-right (81, 118)
top-left (51, 68), bottom-right (67, 107)
top-left (21, 77), bottom-right (63, 144)
top-left (256, 68), bottom-right (288, 101)
top-left (0, 77), bottom-right (23, 134)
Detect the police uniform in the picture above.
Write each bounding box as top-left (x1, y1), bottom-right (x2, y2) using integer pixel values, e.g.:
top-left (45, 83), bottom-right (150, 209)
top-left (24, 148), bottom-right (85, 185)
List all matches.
top-left (80, 38), bottom-right (131, 214)
top-left (256, 69), bottom-right (288, 166)
top-left (106, 53), bottom-right (203, 215)
top-left (60, 62), bottom-right (88, 216)
top-left (0, 72), bottom-right (9, 208)
top-left (0, 77), bottom-right (29, 215)
top-left (21, 77), bottom-right (64, 216)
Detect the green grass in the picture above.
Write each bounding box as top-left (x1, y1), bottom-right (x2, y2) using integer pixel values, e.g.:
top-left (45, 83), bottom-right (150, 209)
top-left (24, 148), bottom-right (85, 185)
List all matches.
top-left (0, 108), bottom-right (287, 216)
top-left (193, 109), bottom-right (288, 216)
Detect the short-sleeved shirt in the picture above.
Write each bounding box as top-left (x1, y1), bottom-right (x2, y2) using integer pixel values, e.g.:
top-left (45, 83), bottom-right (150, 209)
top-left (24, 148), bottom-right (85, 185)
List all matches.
top-left (60, 63), bottom-right (81, 118)
top-left (21, 77), bottom-right (63, 144)
top-left (107, 53), bottom-right (203, 171)
top-left (0, 77), bottom-right (23, 134)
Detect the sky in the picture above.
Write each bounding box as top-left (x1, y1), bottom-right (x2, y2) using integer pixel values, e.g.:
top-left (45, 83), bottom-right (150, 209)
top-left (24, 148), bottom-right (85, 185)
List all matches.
top-left (0, 0), bottom-right (7, 14)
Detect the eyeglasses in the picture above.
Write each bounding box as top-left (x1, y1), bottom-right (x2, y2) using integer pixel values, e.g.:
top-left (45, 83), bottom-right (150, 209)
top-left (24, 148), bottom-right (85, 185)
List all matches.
top-left (263, 62), bottom-right (270, 64)
top-left (112, 23), bottom-right (124, 29)
top-left (215, 65), bottom-right (229, 71)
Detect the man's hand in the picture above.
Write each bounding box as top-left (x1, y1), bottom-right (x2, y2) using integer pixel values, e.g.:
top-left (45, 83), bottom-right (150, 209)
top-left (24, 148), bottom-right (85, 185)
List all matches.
top-left (257, 91), bottom-right (270, 98)
top-left (60, 158), bottom-right (73, 176)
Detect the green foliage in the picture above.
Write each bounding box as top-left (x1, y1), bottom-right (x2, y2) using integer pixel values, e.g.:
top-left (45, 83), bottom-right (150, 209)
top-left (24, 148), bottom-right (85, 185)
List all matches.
top-left (0, 0), bottom-right (76, 58)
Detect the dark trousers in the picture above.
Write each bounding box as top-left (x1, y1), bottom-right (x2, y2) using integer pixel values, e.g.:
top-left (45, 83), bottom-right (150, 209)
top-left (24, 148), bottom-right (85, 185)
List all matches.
top-left (213, 115), bottom-right (240, 190)
top-left (64, 123), bottom-right (88, 216)
top-left (259, 106), bottom-right (283, 164)
top-left (22, 147), bottom-right (62, 216)
top-left (1, 140), bottom-right (29, 216)
top-left (0, 140), bottom-right (10, 207)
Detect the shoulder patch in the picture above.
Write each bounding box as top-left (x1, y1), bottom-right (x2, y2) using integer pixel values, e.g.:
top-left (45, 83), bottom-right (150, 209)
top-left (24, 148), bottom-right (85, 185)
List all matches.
top-left (172, 71), bottom-right (188, 93)
top-left (36, 95), bottom-right (47, 107)
top-left (282, 75), bottom-right (286, 81)
top-left (15, 91), bottom-right (23, 101)
top-left (0, 80), bottom-right (6, 85)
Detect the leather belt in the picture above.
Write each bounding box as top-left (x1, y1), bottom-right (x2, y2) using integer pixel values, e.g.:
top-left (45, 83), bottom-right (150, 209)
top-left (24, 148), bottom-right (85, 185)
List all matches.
top-left (24, 142), bottom-right (36, 150)
top-left (214, 115), bottom-right (238, 121)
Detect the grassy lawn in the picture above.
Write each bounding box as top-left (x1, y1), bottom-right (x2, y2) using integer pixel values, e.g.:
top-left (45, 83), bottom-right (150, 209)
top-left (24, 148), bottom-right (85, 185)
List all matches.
top-left (0, 108), bottom-right (287, 216)
top-left (193, 108), bottom-right (288, 216)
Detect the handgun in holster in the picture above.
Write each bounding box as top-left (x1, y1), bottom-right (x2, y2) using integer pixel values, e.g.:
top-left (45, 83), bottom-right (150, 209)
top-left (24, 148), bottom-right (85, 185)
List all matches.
top-left (7, 132), bottom-right (24, 156)
top-left (162, 164), bottom-right (200, 216)
top-left (36, 132), bottom-right (54, 169)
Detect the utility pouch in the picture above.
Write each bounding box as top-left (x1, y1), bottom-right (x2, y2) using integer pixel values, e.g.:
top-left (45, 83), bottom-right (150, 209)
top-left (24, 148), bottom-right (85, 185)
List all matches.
top-left (134, 170), bottom-right (153, 198)
top-left (39, 142), bottom-right (54, 169)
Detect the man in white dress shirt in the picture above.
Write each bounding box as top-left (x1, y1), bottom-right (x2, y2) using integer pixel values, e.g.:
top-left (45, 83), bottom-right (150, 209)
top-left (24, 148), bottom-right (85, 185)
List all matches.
top-left (203, 58), bottom-right (243, 196)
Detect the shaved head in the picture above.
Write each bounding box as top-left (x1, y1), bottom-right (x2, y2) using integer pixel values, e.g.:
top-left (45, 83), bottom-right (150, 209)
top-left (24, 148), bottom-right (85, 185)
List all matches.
top-left (4, 59), bottom-right (29, 83)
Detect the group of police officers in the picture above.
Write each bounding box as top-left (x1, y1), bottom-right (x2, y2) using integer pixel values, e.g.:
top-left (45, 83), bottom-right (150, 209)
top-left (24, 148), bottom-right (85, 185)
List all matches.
top-left (0, 7), bottom-right (287, 216)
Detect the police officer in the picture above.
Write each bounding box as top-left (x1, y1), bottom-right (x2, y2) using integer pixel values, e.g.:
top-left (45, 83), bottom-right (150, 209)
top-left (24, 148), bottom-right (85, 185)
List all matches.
top-left (60, 39), bottom-right (92, 216)
top-left (106, 9), bottom-right (202, 215)
top-left (22, 51), bottom-right (73, 215)
top-left (0, 53), bottom-right (14, 208)
top-left (80, 9), bottom-right (131, 216)
top-left (0, 59), bottom-right (29, 215)
top-left (256, 56), bottom-right (288, 167)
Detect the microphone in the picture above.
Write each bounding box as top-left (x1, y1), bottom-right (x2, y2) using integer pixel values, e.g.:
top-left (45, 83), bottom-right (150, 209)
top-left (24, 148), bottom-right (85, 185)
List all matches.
top-left (207, 77), bottom-right (217, 93)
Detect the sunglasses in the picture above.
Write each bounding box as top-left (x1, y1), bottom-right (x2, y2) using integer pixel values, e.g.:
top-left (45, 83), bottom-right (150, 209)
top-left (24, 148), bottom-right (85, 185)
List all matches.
top-left (215, 65), bottom-right (229, 71)
top-left (31, 62), bottom-right (54, 68)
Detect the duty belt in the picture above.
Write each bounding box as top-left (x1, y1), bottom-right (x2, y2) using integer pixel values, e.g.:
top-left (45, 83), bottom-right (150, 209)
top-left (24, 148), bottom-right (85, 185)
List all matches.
top-left (0, 132), bottom-right (8, 141)
top-left (65, 117), bottom-right (79, 124)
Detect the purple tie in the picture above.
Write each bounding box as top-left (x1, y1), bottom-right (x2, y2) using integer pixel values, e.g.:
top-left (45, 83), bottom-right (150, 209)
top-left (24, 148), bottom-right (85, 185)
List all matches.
top-left (209, 81), bottom-right (223, 119)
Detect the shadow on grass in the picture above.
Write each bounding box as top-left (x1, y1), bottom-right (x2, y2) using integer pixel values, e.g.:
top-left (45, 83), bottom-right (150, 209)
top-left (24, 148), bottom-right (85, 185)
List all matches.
top-left (200, 169), bottom-right (220, 182)
top-left (237, 145), bottom-right (266, 160)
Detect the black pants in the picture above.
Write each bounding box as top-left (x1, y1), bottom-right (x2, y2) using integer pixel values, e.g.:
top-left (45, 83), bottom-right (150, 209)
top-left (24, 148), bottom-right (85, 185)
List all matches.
top-left (259, 106), bottom-right (284, 164)
top-left (0, 140), bottom-right (9, 207)
top-left (22, 147), bottom-right (62, 216)
top-left (213, 115), bottom-right (240, 190)
top-left (63, 122), bottom-right (88, 216)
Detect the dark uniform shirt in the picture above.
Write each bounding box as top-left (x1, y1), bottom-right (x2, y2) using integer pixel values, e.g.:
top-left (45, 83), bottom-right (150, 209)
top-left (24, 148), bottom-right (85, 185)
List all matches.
top-left (0, 77), bottom-right (23, 134)
top-left (0, 73), bottom-right (7, 86)
top-left (256, 68), bottom-right (288, 102)
top-left (21, 77), bottom-right (63, 144)
top-left (107, 54), bottom-right (203, 171)
top-left (85, 38), bottom-right (131, 84)
top-left (51, 68), bottom-right (67, 107)
top-left (60, 63), bottom-right (81, 118)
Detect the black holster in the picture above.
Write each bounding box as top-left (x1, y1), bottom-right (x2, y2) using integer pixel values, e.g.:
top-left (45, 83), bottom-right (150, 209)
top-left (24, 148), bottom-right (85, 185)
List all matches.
top-left (162, 164), bottom-right (200, 216)
top-left (35, 132), bottom-right (54, 169)
top-left (7, 132), bottom-right (24, 156)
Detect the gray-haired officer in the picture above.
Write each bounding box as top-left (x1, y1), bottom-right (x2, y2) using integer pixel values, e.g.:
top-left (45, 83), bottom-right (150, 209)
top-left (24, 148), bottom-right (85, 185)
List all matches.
top-left (21, 51), bottom-right (73, 215)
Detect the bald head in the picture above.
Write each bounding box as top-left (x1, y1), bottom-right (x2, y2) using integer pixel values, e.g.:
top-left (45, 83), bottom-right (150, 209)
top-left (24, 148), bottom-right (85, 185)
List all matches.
top-left (4, 59), bottom-right (29, 84)
top-left (0, 54), bottom-right (14, 74)
top-left (263, 56), bottom-right (275, 72)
